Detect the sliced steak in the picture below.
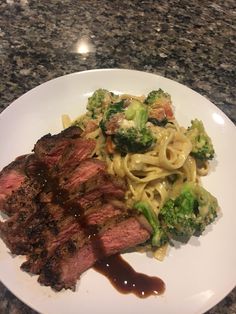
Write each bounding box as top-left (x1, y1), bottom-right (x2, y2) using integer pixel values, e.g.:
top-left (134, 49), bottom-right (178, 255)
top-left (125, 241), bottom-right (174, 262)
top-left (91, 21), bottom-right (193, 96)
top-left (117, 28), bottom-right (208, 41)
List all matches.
top-left (99, 174), bottom-right (126, 200)
top-left (57, 138), bottom-right (96, 171)
top-left (34, 126), bottom-right (95, 171)
top-left (0, 158), bottom-right (125, 257)
top-left (21, 203), bottom-right (123, 274)
top-left (0, 155), bottom-right (28, 213)
top-left (38, 214), bottom-right (150, 291)
top-left (59, 126), bottom-right (82, 138)
top-left (0, 204), bottom-right (39, 254)
top-left (0, 154), bottom-right (42, 216)
top-left (0, 125), bottom-right (151, 292)
top-left (59, 159), bottom-right (106, 192)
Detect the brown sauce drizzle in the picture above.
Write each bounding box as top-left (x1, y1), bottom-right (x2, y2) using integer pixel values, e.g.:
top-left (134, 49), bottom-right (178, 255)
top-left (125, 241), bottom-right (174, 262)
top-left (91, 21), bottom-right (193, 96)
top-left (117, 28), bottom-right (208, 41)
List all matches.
top-left (27, 156), bottom-right (165, 296)
top-left (94, 254), bottom-right (165, 298)
top-left (30, 160), bottom-right (107, 258)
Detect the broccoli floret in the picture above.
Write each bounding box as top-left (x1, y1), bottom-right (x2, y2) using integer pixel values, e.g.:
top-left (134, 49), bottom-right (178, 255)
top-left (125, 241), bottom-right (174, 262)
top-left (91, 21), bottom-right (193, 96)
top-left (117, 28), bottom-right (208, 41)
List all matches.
top-left (124, 99), bottom-right (148, 129)
top-left (144, 89), bottom-right (173, 125)
top-left (113, 127), bottom-right (154, 154)
top-left (144, 89), bottom-right (171, 106)
top-left (134, 201), bottom-right (168, 247)
top-left (194, 184), bottom-right (219, 231)
top-left (186, 119), bottom-right (215, 160)
top-left (87, 89), bottom-right (117, 119)
top-left (159, 183), bottom-right (218, 242)
top-left (100, 99), bottom-right (155, 154)
top-left (99, 100), bottom-right (125, 134)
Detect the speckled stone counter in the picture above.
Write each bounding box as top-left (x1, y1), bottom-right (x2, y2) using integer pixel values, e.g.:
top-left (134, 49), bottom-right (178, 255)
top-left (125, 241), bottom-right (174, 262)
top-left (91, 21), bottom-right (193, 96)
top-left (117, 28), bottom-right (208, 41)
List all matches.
top-left (0, 0), bottom-right (235, 313)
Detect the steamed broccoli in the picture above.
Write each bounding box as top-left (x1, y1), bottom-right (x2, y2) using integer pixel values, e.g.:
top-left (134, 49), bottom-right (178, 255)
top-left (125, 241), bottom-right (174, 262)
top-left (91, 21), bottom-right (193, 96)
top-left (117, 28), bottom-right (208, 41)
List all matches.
top-left (87, 89), bottom-right (117, 119)
top-left (124, 99), bottom-right (148, 129)
top-left (134, 201), bottom-right (168, 247)
top-left (134, 183), bottom-right (218, 247)
top-left (144, 89), bottom-right (174, 126)
top-left (100, 99), bottom-right (155, 154)
top-left (113, 127), bottom-right (154, 153)
top-left (159, 183), bottom-right (218, 242)
top-left (186, 119), bottom-right (215, 160)
top-left (99, 100), bottom-right (125, 134)
top-left (144, 89), bottom-right (171, 106)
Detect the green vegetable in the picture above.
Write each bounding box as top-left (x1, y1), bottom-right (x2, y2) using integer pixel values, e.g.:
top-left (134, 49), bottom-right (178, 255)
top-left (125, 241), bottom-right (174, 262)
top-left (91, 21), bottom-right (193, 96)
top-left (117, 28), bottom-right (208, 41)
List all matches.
top-left (87, 89), bottom-right (117, 119)
top-left (100, 99), bottom-right (155, 154)
top-left (113, 127), bottom-right (154, 154)
top-left (144, 89), bottom-right (171, 106)
top-left (144, 89), bottom-right (172, 126)
top-left (124, 100), bottom-right (148, 129)
top-left (134, 201), bottom-right (168, 247)
top-left (159, 183), bottom-right (218, 242)
top-left (186, 119), bottom-right (215, 160)
top-left (134, 183), bottom-right (218, 247)
top-left (99, 100), bottom-right (125, 134)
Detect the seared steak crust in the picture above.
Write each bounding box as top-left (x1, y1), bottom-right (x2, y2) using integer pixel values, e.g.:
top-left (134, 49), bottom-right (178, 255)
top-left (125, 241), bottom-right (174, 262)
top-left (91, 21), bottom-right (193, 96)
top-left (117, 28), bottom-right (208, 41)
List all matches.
top-left (0, 126), bottom-right (151, 291)
top-left (0, 154), bottom-right (42, 216)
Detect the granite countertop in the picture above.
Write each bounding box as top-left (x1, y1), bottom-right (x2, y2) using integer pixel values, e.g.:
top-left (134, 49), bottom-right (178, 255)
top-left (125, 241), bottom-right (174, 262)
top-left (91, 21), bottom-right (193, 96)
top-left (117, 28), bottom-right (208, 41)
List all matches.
top-left (0, 0), bottom-right (235, 313)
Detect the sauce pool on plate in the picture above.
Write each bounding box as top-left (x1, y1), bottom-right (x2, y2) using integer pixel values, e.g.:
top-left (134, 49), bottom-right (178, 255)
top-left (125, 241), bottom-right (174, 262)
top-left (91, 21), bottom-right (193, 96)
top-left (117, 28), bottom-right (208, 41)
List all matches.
top-left (94, 254), bottom-right (165, 298)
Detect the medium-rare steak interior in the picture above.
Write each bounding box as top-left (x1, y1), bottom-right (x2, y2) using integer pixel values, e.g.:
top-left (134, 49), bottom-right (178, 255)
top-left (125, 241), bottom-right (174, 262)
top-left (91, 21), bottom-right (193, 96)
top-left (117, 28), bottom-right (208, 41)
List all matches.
top-left (0, 126), bottom-right (151, 291)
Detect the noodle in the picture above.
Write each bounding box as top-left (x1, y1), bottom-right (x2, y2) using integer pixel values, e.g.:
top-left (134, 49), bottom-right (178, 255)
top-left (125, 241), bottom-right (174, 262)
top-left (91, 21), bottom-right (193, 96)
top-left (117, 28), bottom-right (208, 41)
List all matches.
top-left (62, 90), bottom-right (213, 261)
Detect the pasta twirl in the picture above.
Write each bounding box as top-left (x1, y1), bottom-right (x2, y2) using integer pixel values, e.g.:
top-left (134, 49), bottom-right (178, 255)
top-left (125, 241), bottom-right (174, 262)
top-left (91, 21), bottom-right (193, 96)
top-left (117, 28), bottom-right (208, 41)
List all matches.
top-left (62, 89), bottom-right (217, 260)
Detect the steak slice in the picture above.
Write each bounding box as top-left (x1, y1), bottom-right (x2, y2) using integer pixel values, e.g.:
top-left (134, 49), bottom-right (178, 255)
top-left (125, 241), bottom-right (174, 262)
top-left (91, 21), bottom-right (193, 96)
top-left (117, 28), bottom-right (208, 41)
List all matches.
top-left (59, 126), bottom-right (83, 138)
top-left (1, 156), bottom-right (126, 258)
top-left (59, 159), bottom-right (106, 192)
top-left (0, 154), bottom-right (42, 216)
top-left (21, 203), bottom-right (123, 274)
top-left (62, 169), bottom-right (125, 202)
top-left (34, 126), bottom-right (95, 171)
top-left (0, 204), bottom-right (39, 254)
top-left (0, 125), bottom-right (151, 292)
top-left (0, 155), bottom-right (29, 214)
top-left (38, 215), bottom-right (151, 291)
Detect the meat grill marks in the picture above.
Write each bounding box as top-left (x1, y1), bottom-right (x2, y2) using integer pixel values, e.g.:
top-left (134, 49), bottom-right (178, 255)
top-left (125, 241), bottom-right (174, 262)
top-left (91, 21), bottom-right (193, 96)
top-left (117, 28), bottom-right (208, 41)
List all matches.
top-left (0, 154), bottom-right (43, 216)
top-left (21, 202), bottom-right (124, 275)
top-left (33, 125), bottom-right (82, 166)
top-left (0, 126), bottom-right (100, 255)
top-left (0, 126), bottom-right (151, 291)
top-left (33, 126), bottom-right (95, 173)
top-left (38, 215), bottom-right (150, 291)
top-left (0, 155), bottom-right (27, 212)
top-left (0, 158), bottom-right (125, 257)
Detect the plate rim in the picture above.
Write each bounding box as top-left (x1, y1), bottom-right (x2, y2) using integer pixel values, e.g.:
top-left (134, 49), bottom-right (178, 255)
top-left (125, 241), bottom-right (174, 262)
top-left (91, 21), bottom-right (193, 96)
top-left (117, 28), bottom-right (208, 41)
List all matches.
top-left (1, 68), bottom-right (235, 130)
top-left (0, 68), bottom-right (235, 314)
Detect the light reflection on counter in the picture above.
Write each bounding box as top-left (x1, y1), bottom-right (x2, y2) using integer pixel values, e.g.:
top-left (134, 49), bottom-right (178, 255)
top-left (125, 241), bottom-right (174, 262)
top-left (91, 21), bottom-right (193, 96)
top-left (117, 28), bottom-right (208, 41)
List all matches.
top-left (71, 36), bottom-right (95, 57)
top-left (6, 0), bottom-right (28, 6)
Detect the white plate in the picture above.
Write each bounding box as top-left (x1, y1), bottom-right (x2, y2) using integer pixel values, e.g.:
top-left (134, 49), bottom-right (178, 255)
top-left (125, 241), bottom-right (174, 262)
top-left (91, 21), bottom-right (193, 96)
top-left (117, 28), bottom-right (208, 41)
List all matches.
top-left (0, 69), bottom-right (235, 314)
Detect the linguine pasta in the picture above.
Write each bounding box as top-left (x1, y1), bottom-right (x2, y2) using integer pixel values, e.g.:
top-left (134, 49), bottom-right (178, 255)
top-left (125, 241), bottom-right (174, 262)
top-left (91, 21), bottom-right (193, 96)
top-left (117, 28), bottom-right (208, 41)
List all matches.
top-left (62, 90), bottom-right (213, 260)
